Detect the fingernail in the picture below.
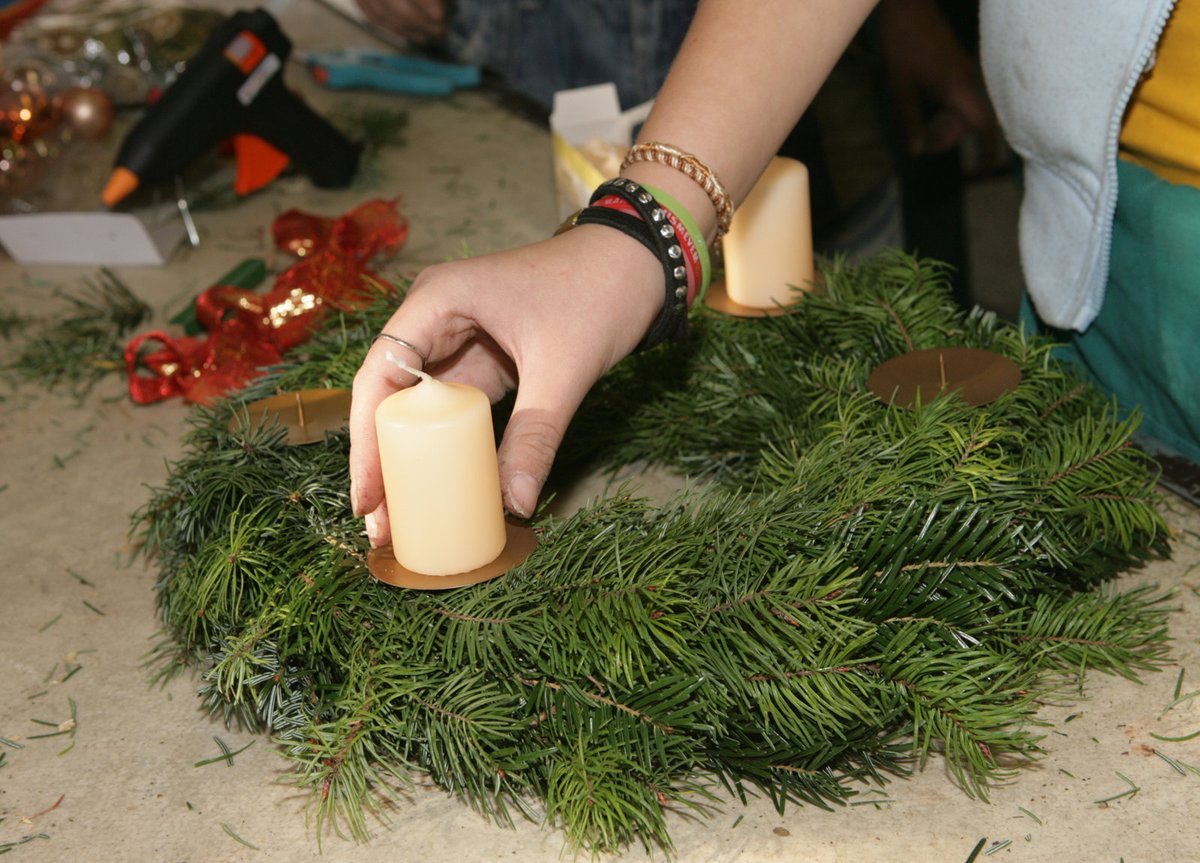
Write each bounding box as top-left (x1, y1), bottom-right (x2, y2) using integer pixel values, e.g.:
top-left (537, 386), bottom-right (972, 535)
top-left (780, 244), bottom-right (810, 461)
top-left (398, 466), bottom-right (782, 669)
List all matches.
top-left (350, 478), bottom-right (361, 517)
top-left (506, 473), bottom-right (539, 519)
top-left (364, 512), bottom-right (380, 547)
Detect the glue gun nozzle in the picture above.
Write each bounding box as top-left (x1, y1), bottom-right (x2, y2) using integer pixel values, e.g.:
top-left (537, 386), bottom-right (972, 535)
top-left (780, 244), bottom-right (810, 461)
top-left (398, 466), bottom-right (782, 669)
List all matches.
top-left (101, 167), bottom-right (140, 208)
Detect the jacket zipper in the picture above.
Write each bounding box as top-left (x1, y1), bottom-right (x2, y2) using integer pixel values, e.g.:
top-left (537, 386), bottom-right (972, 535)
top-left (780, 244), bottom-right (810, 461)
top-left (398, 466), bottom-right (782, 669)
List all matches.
top-left (1088, 0), bottom-right (1178, 320)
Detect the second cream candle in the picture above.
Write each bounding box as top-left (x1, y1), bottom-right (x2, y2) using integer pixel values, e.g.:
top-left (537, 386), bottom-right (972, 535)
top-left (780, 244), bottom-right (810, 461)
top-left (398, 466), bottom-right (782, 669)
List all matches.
top-left (722, 156), bottom-right (814, 308)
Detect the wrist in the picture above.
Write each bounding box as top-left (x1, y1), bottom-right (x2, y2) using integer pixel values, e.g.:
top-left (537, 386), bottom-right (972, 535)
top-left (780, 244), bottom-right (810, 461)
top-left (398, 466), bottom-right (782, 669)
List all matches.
top-left (577, 179), bottom-right (691, 349)
top-left (564, 223), bottom-right (666, 351)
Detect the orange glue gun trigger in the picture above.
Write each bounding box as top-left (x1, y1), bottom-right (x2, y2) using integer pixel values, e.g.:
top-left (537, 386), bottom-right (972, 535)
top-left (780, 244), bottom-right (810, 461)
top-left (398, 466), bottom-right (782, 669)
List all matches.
top-left (231, 133), bottom-right (290, 196)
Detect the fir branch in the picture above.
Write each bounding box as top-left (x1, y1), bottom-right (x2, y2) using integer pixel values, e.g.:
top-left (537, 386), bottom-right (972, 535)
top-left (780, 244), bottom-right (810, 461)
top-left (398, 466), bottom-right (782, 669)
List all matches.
top-left (1003, 585), bottom-right (1173, 682)
top-left (0, 305), bottom-right (29, 339)
top-left (2, 270), bottom-right (149, 396)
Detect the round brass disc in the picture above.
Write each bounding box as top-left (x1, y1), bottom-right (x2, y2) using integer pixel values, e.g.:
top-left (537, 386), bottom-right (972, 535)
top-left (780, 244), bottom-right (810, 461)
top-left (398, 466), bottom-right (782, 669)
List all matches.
top-left (703, 278), bottom-right (801, 317)
top-left (867, 347), bottom-right (1021, 409)
top-left (229, 388), bottom-right (352, 445)
top-left (367, 519), bottom-right (537, 590)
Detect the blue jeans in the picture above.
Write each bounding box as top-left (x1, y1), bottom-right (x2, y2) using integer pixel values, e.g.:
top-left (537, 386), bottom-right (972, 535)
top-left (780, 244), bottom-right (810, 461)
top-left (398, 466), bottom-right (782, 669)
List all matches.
top-left (446, 0), bottom-right (900, 261)
top-left (448, 0), bottom-right (697, 110)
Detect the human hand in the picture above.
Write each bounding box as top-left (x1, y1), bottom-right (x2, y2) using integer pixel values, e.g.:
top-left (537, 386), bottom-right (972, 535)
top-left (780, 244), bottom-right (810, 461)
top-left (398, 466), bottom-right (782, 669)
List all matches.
top-left (878, 0), bottom-right (994, 156)
top-left (349, 226), bottom-right (664, 547)
top-left (354, 0), bottom-right (447, 43)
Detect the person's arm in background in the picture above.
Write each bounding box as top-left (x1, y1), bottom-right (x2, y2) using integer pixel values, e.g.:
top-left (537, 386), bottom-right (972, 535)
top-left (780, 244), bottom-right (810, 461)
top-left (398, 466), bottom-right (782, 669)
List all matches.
top-left (349, 0), bottom-right (878, 547)
top-left (877, 0), bottom-right (993, 157)
top-left (354, 0), bottom-right (446, 43)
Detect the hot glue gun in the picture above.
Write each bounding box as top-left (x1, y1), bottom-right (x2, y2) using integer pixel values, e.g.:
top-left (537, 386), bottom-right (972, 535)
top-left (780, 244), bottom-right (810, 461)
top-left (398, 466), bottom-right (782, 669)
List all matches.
top-left (102, 7), bottom-right (360, 208)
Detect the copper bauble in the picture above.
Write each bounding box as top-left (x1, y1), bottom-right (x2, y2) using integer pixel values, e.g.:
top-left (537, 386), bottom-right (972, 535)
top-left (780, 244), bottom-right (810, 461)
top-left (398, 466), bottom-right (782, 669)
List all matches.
top-left (57, 86), bottom-right (115, 140)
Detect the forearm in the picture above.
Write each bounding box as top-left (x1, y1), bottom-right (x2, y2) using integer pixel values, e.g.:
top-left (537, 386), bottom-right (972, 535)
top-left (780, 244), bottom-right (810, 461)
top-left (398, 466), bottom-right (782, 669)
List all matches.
top-left (623, 0), bottom-right (878, 239)
top-left (351, 0), bottom-right (881, 530)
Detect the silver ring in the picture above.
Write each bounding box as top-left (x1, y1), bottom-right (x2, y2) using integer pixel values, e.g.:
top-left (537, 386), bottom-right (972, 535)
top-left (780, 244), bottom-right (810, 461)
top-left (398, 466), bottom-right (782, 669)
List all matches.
top-left (374, 333), bottom-right (428, 368)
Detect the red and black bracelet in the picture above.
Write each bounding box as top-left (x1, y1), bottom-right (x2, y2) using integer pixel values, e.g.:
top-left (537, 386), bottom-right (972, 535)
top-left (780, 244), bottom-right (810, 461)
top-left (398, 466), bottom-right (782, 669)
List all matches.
top-left (574, 179), bottom-right (693, 351)
top-left (589, 192), bottom-right (703, 306)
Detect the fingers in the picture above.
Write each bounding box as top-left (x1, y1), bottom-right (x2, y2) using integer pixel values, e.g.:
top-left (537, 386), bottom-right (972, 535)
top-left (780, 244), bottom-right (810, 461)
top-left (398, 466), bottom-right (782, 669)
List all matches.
top-left (878, 0), bottom-right (995, 156)
top-left (348, 281), bottom-right (474, 522)
top-left (363, 497), bottom-right (391, 549)
top-left (941, 76), bottom-right (995, 139)
top-left (496, 371), bottom-right (589, 519)
top-left (922, 109), bottom-right (969, 155)
top-left (349, 337), bottom-right (423, 519)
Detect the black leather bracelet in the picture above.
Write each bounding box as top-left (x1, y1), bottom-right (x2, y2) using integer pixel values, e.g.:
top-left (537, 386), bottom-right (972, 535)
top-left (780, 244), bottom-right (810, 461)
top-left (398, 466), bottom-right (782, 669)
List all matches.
top-left (578, 178), bottom-right (690, 352)
top-left (573, 206), bottom-right (658, 255)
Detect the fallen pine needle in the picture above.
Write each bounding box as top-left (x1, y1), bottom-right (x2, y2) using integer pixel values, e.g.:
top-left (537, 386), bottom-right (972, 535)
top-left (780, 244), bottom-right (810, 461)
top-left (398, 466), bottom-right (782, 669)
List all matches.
top-left (1150, 727), bottom-right (1200, 742)
top-left (964, 836), bottom-right (988, 863)
top-left (194, 737), bottom-right (255, 768)
top-left (0, 833), bottom-right (50, 853)
top-left (29, 794), bottom-right (65, 820)
top-left (1094, 772), bottom-right (1140, 805)
top-left (221, 823), bottom-right (259, 850)
top-left (1017, 805), bottom-right (1043, 825)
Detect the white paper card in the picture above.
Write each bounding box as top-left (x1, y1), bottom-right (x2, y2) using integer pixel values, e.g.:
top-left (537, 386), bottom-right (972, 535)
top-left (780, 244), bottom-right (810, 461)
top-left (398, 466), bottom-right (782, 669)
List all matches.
top-left (0, 212), bottom-right (185, 267)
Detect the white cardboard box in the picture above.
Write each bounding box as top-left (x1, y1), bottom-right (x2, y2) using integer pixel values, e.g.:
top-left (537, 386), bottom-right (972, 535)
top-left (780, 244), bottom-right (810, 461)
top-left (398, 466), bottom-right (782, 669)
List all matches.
top-left (549, 83), bottom-right (653, 220)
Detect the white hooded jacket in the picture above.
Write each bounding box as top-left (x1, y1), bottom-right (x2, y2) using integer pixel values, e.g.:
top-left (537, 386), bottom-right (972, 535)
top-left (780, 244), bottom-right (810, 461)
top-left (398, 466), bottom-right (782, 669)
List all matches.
top-left (979, 0), bottom-right (1178, 331)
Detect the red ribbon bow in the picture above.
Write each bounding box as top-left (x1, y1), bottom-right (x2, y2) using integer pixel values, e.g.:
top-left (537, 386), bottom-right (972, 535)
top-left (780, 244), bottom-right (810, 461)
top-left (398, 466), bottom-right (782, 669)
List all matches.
top-left (125, 198), bottom-right (407, 405)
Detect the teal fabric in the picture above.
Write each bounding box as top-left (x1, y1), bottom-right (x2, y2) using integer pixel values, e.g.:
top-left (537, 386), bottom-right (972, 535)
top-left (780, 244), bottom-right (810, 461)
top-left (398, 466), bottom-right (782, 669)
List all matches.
top-left (1021, 159), bottom-right (1200, 462)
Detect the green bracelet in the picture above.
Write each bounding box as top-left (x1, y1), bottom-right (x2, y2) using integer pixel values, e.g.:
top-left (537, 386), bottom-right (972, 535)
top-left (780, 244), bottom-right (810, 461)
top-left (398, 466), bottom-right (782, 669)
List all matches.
top-left (641, 182), bottom-right (712, 303)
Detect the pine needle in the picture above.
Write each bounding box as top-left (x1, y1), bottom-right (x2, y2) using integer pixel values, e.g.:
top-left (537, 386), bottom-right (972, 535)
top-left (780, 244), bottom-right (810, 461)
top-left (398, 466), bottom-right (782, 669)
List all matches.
top-left (221, 822), bottom-right (259, 850)
top-left (0, 832), bottom-right (50, 853)
top-left (964, 836), bottom-right (988, 863)
top-left (1154, 749), bottom-right (1187, 776)
top-left (66, 569), bottom-right (94, 587)
top-left (1150, 728), bottom-right (1200, 742)
top-left (194, 737), bottom-right (254, 768)
top-left (1016, 805), bottom-right (1043, 825)
top-left (1094, 772), bottom-right (1140, 805)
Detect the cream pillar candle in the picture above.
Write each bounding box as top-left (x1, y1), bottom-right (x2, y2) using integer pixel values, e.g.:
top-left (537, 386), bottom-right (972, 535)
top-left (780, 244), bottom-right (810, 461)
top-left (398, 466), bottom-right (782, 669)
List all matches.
top-left (375, 354), bottom-right (507, 576)
top-left (722, 156), bottom-right (814, 308)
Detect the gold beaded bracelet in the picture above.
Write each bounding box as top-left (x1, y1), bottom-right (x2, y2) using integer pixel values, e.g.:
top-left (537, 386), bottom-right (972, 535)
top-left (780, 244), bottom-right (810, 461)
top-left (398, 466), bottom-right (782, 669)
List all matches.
top-left (621, 141), bottom-right (734, 243)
